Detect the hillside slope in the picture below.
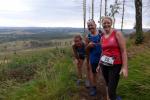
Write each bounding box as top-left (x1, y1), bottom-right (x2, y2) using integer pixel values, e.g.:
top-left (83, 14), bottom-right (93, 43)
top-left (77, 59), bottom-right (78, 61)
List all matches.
top-left (0, 33), bottom-right (149, 100)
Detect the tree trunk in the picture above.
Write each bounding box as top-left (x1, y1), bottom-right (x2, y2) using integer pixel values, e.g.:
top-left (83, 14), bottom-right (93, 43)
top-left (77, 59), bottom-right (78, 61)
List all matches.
top-left (83, 0), bottom-right (86, 35)
top-left (135, 0), bottom-right (143, 44)
top-left (113, 17), bottom-right (115, 28)
top-left (99, 0), bottom-right (103, 29)
top-left (105, 0), bottom-right (107, 16)
top-left (121, 0), bottom-right (125, 32)
top-left (92, 0), bottom-right (94, 19)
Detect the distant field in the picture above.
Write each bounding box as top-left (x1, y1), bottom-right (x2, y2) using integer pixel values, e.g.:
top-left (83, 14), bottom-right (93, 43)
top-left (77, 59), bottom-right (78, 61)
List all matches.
top-left (0, 38), bottom-right (73, 55)
top-left (0, 27), bottom-right (84, 43)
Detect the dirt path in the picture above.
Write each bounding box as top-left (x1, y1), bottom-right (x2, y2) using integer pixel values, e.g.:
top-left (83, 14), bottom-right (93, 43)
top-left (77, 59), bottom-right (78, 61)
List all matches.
top-left (75, 75), bottom-right (107, 100)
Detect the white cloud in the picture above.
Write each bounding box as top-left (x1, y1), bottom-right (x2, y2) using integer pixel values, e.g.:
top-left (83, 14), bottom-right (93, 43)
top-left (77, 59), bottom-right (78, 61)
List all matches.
top-left (0, 0), bottom-right (149, 29)
top-left (0, 0), bottom-right (32, 12)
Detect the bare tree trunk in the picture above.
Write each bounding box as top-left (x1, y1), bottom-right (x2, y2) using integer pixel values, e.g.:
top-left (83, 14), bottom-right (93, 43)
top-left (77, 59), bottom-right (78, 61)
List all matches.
top-left (83, 0), bottom-right (86, 35)
top-left (121, 0), bottom-right (125, 32)
top-left (113, 17), bottom-right (115, 28)
top-left (99, 0), bottom-right (103, 29)
top-left (105, 0), bottom-right (107, 16)
top-left (135, 0), bottom-right (143, 44)
top-left (92, 0), bottom-right (94, 19)
top-left (88, 6), bottom-right (91, 19)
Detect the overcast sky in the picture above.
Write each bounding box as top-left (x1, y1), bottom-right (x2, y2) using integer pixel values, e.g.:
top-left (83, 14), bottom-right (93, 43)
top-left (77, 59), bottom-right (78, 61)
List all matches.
top-left (0, 0), bottom-right (149, 29)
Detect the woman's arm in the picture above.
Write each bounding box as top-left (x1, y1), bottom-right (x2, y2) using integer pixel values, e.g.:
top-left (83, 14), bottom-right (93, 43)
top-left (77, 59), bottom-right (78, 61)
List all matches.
top-left (72, 44), bottom-right (79, 59)
top-left (116, 31), bottom-right (128, 78)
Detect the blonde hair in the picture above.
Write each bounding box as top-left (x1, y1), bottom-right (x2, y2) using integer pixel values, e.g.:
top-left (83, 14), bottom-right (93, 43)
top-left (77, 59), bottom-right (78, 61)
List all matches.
top-left (102, 16), bottom-right (113, 24)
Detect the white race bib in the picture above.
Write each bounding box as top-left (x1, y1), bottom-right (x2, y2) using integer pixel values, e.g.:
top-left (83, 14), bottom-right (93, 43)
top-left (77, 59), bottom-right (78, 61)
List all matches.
top-left (100, 55), bottom-right (114, 66)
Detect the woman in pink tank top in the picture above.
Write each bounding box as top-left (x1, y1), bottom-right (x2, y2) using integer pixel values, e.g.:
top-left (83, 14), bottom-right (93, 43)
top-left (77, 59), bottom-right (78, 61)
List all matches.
top-left (97, 16), bottom-right (128, 100)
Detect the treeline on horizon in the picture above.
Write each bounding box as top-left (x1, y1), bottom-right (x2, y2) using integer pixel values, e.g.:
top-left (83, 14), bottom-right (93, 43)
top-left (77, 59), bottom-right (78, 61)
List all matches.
top-left (0, 28), bottom-right (82, 43)
top-left (0, 27), bottom-right (149, 44)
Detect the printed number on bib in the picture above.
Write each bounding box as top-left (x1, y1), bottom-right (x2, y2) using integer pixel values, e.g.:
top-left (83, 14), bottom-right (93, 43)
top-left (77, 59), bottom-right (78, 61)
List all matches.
top-left (100, 55), bottom-right (114, 66)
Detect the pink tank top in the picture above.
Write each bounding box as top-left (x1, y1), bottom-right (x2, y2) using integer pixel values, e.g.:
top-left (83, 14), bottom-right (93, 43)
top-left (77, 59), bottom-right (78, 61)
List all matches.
top-left (101, 30), bottom-right (122, 64)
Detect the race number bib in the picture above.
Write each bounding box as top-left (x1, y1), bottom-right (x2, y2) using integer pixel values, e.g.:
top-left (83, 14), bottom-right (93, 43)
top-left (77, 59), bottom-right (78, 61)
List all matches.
top-left (100, 55), bottom-right (114, 66)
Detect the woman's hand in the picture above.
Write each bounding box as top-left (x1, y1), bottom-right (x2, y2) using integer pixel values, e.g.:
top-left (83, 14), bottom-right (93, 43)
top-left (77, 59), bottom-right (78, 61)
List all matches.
top-left (96, 65), bottom-right (100, 72)
top-left (120, 66), bottom-right (128, 78)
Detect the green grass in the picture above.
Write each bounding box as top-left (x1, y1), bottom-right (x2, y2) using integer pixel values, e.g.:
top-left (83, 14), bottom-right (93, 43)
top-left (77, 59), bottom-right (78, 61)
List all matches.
top-left (0, 37), bottom-right (150, 100)
top-left (118, 47), bottom-right (150, 100)
top-left (0, 47), bottom-right (77, 100)
top-left (126, 37), bottom-right (134, 48)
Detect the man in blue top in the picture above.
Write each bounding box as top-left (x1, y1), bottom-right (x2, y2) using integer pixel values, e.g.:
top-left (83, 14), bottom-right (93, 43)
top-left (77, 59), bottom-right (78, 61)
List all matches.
top-left (85, 19), bottom-right (102, 96)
